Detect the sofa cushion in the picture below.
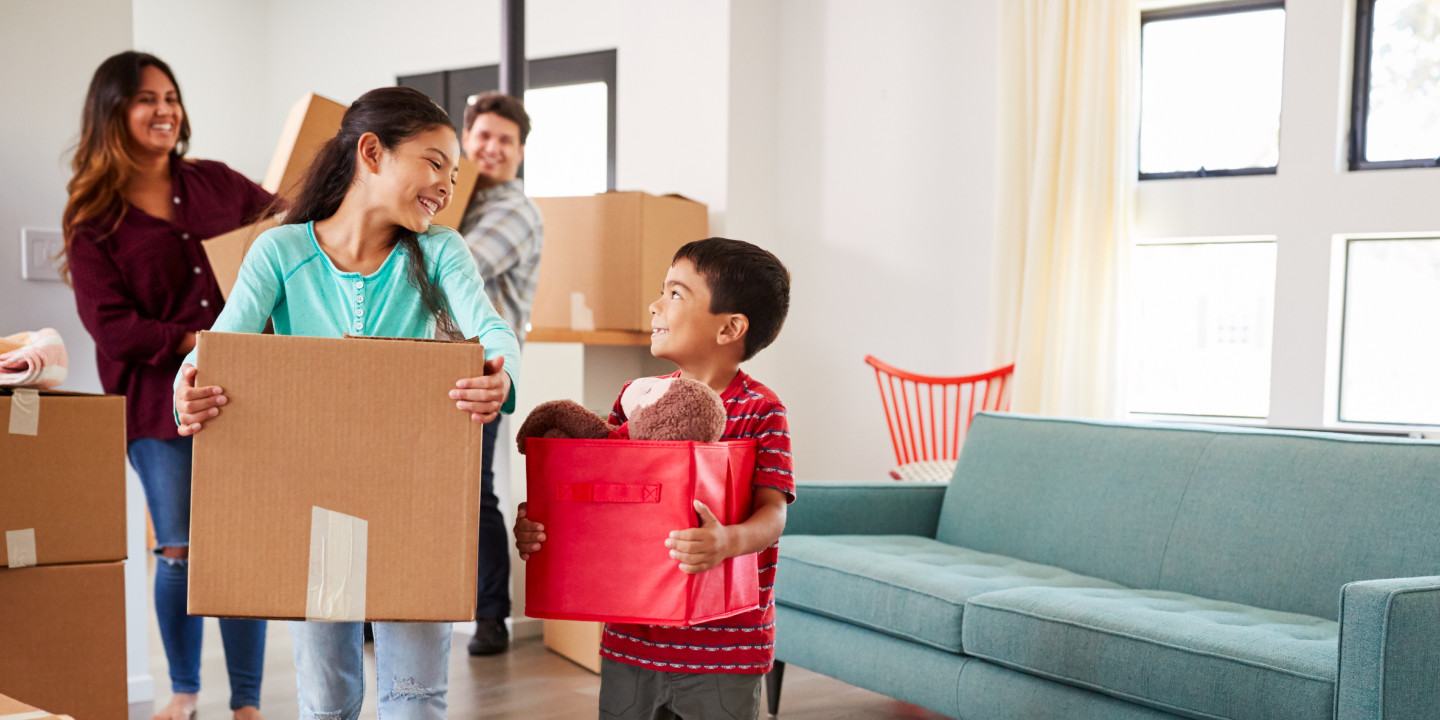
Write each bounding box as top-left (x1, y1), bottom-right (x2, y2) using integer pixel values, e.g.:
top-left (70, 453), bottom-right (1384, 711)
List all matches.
top-left (962, 587), bottom-right (1338, 720)
top-left (777, 535), bottom-right (1124, 653)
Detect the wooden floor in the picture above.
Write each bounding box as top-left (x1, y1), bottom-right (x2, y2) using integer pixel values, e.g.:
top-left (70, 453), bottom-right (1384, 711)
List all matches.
top-left (133, 583), bottom-right (947, 719)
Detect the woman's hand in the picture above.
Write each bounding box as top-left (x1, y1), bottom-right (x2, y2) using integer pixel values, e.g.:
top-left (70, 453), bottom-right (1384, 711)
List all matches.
top-left (175, 364), bottom-right (226, 436)
top-left (451, 356), bottom-right (510, 424)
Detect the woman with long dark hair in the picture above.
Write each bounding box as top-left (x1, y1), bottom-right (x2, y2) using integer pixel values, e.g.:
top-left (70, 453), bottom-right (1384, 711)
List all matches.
top-left (172, 86), bottom-right (519, 720)
top-left (63, 51), bottom-right (271, 720)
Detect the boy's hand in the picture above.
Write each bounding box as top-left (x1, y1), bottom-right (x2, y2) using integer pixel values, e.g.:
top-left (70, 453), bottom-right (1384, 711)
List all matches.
top-left (452, 356), bottom-right (510, 424)
top-left (514, 502), bottom-right (546, 560)
top-left (175, 364), bottom-right (227, 437)
top-left (665, 500), bottom-right (735, 574)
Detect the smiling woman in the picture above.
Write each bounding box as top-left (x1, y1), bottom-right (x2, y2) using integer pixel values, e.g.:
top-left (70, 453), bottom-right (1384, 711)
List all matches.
top-left (60, 50), bottom-right (275, 720)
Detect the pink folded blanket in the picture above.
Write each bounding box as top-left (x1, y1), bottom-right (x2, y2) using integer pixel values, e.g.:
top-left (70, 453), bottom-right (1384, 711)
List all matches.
top-left (0, 328), bottom-right (68, 389)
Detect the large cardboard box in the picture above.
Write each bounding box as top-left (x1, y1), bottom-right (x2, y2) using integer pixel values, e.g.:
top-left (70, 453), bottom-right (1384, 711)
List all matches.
top-left (530, 192), bottom-right (708, 334)
top-left (0, 390), bottom-right (125, 568)
top-left (262, 93), bottom-right (348, 202)
top-left (543, 619), bottom-right (602, 674)
top-left (0, 562), bottom-right (127, 720)
top-left (0, 690), bottom-right (73, 720)
top-left (202, 215), bottom-right (282, 301)
top-left (262, 93), bottom-right (478, 229)
top-left (189, 332), bottom-right (486, 621)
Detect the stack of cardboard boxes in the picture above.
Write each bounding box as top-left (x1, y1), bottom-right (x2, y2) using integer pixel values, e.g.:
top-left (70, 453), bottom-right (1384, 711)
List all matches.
top-left (0, 389), bottom-right (128, 719)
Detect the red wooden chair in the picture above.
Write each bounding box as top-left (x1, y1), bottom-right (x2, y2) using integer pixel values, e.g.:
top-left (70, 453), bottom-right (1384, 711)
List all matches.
top-left (865, 356), bottom-right (1015, 482)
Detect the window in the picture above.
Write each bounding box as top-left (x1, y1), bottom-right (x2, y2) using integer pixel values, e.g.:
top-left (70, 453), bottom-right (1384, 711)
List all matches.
top-left (508, 82), bottom-right (609, 197)
top-left (1128, 238), bottom-right (1277, 418)
top-left (1338, 237), bottom-right (1440, 425)
top-left (399, 50), bottom-right (617, 195)
top-left (1350, 0), bottom-right (1440, 170)
top-left (1139, 2), bottom-right (1287, 179)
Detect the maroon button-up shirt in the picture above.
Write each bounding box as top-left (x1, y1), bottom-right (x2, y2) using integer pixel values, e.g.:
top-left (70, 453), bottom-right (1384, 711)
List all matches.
top-left (69, 158), bottom-right (274, 442)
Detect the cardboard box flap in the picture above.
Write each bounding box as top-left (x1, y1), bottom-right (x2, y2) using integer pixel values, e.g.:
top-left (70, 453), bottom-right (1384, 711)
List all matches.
top-left (263, 93), bottom-right (347, 200)
top-left (0, 691), bottom-right (69, 720)
top-left (202, 216), bottom-right (282, 301)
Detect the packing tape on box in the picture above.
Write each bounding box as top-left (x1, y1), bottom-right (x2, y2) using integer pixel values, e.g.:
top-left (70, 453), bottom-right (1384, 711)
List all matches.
top-left (0, 711), bottom-right (53, 720)
top-left (570, 292), bottom-right (596, 332)
top-left (5, 528), bottom-right (36, 568)
top-left (8, 388), bottom-right (39, 436)
top-left (306, 507), bottom-right (367, 622)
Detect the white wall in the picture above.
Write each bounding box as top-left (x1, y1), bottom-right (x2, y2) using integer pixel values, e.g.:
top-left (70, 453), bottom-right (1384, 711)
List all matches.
top-left (133, 0), bottom-right (272, 179)
top-left (1135, 0), bottom-right (1440, 431)
top-left (0, 0), bottom-right (153, 704)
top-left (754, 0), bottom-right (1003, 479)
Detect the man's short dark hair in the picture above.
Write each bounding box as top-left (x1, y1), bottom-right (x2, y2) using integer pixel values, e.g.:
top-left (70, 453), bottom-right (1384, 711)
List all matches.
top-left (673, 238), bottom-right (790, 361)
top-left (463, 92), bottom-right (531, 144)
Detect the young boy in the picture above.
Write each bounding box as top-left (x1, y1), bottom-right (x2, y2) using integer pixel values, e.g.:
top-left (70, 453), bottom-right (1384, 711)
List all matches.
top-left (514, 237), bottom-right (793, 720)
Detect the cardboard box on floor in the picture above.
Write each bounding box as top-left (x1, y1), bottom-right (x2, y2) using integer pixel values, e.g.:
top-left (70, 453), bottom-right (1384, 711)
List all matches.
top-left (0, 389), bottom-right (125, 568)
top-left (530, 192), bottom-right (708, 334)
top-left (189, 331), bottom-right (486, 621)
top-left (0, 691), bottom-right (73, 720)
top-left (0, 562), bottom-right (127, 720)
top-left (202, 93), bottom-right (481, 300)
top-left (544, 619), bottom-right (603, 674)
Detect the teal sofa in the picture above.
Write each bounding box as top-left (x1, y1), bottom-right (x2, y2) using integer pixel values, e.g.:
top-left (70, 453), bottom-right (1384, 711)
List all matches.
top-left (769, 413), bottom-right (1440, 720)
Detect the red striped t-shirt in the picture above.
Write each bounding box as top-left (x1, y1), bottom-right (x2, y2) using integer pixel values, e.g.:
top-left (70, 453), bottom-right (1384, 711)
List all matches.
top-left (599, 370), bottom-right (794, 674)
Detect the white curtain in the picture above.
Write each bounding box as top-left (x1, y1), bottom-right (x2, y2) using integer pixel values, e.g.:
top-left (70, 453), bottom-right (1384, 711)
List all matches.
top-left (991, 0), bottom-right (1139, 417)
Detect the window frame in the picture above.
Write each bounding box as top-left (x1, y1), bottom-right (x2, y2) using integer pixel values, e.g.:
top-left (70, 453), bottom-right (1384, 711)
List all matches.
top-left (1138, 0), bottom-right (1287, 181)
top-left (1348, 0), bottom-right (1440, 171)
top-left (1335, 234), bottom-right (1440, 429)
top-left (399, 49), bottom-right (618, 190)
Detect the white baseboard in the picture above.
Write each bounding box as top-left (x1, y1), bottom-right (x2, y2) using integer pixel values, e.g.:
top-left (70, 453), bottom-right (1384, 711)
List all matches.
top-left (128, 674), bottom-right (154, 704)
top-left (451, 616), bottom-right (543, 640)
top-left (512, 616), bottom-right (542, 640)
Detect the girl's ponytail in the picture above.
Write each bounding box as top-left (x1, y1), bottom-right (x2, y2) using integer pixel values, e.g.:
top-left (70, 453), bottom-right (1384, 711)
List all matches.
top-left (276, 86), bottom-right (464, 340)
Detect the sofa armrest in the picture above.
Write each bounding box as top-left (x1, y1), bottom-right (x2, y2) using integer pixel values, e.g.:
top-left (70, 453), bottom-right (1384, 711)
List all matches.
top-left (1336, 576), bottom-right (1440, 719)
top-left (783, 480), bottom-right (948, 538)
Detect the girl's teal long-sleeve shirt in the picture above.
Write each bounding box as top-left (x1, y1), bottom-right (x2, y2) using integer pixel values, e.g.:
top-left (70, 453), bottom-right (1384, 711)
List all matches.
top-left (177, 221), bottom-right (520, 414)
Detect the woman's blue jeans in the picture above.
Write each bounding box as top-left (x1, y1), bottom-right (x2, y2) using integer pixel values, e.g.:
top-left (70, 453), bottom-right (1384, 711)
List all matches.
top-left (128, 435), bottom-right (266, 709)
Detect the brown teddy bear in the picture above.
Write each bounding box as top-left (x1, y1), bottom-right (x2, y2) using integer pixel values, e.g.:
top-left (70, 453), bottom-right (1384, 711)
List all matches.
top-left (515, 376), bottom-right (726, 453)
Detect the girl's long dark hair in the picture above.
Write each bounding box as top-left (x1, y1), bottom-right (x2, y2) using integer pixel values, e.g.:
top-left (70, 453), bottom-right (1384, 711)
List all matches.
top-left (279, 86), bottom-right (462, 340)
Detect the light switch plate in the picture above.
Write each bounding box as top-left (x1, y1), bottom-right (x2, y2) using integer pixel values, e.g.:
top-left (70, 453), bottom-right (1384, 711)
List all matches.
top-left (21, 228), bottom-right (64, 282)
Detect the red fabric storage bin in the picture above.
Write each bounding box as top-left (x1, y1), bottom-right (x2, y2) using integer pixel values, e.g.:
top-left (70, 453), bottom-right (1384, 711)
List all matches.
top-left (524, 438), bottom-right (759, 625)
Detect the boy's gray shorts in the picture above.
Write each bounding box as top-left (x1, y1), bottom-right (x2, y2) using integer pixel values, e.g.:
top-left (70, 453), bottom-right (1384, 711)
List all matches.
top-left (599, 658), bottom-right (762, 720)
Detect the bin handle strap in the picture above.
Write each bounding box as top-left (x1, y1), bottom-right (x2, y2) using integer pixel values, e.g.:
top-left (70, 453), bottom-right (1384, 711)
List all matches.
top-left (558, 483), bottom-right (662, 503)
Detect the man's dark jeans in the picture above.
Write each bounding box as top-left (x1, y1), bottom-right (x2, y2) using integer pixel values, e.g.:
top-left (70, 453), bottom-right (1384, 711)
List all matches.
top-left (477, 418), bottom-right (511, 618)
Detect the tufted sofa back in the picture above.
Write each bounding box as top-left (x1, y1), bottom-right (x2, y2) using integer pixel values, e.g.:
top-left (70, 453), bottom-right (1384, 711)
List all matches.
top-left (935, 413), bottom-right (1440, 619)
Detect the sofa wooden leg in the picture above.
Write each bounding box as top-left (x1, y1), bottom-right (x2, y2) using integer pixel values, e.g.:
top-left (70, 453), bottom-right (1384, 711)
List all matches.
top-left (765, 661), bottom-right (785, 716)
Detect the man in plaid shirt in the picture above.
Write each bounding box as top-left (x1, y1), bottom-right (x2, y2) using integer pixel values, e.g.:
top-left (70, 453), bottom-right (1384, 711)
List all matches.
top-left (459, 92), bottom-right (545, 656)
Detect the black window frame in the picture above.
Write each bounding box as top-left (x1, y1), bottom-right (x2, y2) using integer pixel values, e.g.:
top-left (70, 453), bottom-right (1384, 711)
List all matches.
top-left (399, 49), bottom-right (618, 191)
top-left (1348, 0), bottom-right (1440, 171)
top-left (1336, 235), bottom-right (1440, 428)
top-left (1138, 0), bottom-right (1286, 181)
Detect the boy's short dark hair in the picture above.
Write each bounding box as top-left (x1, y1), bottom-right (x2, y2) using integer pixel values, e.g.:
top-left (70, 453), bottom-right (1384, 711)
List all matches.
top-left (673, 238), bottom-right (790, 361)
top-left (463, 91), bottom-right (531, 144)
